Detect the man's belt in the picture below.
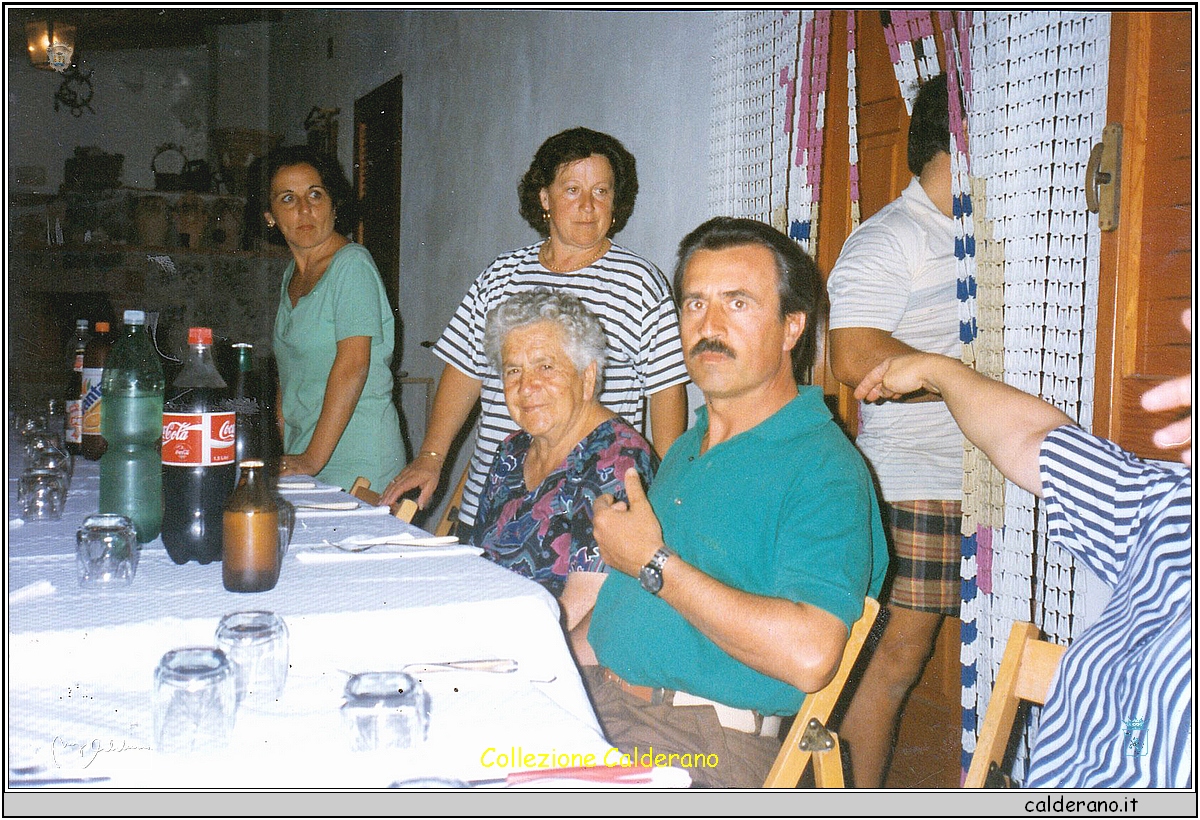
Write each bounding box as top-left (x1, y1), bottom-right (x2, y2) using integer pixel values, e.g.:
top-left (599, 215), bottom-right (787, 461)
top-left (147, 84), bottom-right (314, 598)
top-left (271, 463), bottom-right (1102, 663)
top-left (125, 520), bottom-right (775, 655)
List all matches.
top-left (600, 667), bottom-right (782, 738)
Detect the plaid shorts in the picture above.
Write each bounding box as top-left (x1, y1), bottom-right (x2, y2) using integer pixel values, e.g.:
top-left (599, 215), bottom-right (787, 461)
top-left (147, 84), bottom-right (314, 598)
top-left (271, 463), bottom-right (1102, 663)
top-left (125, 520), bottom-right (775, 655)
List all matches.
top-left (886, 499), bottom-right (963, 616)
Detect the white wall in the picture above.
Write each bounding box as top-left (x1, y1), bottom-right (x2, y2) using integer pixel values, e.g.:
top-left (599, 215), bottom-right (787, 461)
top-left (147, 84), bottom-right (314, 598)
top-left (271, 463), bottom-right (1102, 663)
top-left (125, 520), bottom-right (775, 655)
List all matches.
top-left (266, 9), bottom-right (714, 514)
top-left (210, 22), bottom-right (271, 131)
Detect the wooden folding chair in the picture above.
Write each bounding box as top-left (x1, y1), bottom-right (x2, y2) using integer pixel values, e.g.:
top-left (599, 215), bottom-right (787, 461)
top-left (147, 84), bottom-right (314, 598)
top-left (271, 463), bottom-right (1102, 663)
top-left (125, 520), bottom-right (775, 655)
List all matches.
top-left (435, 466), bottom-right (469, 538)
top-left (963, 621), bottom-right (1065, 788)
top-left (763, 596), bottom-right (880, 788)
top-left (349, 476), bottom-right (418, 522)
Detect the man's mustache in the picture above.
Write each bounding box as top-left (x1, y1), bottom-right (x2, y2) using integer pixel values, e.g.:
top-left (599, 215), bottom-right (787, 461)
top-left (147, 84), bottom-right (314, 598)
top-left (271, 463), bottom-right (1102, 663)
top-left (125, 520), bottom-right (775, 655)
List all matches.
top-left (689, 337), bottom-right (736, 359)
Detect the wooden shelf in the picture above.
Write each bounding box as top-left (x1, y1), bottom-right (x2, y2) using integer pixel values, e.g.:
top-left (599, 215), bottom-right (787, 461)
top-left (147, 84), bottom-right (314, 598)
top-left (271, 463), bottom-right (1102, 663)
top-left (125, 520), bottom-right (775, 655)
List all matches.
top-left (13, 241), bottom-right (288, 259)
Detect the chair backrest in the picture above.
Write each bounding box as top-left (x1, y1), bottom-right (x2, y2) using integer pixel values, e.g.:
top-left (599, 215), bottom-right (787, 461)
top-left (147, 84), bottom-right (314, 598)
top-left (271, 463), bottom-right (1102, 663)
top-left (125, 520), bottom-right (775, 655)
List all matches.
top-left (763, 596), bottom-right (881, 788)
top-left (435, 466), bottom-right (469, 538)
top-left (963, 621), bottom-right (1066, 788)
top-left (349, 476), bottom-right (418, 523)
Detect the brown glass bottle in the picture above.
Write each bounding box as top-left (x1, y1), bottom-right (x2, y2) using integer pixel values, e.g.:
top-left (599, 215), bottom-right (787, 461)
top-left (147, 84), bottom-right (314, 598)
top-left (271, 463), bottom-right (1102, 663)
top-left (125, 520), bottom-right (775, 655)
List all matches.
top-left (65, 319), bottom-right (89, 455)
top-left (222, 460), bottom-right (280, 592)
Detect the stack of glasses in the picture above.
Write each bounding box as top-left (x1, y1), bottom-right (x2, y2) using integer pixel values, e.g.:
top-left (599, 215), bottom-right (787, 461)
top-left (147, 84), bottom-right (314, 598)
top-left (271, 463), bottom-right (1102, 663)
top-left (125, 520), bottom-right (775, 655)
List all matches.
top-left (16, 403), bottom-right (73, 523)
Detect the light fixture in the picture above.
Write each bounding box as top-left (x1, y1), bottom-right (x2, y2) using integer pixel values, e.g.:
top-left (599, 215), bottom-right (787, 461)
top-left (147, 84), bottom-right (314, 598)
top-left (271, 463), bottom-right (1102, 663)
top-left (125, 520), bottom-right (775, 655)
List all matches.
top-left (26, 19), bottom-right (77, 72)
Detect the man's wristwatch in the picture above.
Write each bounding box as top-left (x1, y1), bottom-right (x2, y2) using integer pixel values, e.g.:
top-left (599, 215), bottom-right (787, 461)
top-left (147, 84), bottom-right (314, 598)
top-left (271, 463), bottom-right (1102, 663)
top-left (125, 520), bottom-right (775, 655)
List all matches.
top-left (638, 546), bottom-right (675, 596)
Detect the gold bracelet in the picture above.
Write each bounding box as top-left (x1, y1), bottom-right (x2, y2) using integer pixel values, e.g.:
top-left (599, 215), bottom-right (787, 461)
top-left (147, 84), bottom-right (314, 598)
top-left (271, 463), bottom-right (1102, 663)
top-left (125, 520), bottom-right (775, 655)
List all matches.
top-left (418, 450), bottom-right (445, 462)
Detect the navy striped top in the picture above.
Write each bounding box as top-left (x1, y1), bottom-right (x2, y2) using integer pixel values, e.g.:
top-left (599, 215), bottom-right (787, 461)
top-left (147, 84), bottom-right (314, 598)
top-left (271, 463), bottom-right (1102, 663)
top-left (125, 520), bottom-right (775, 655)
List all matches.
top-left (433, 242), bottom-right (689, 527)
top-left (1025, 425), bottom-right (1192, 788)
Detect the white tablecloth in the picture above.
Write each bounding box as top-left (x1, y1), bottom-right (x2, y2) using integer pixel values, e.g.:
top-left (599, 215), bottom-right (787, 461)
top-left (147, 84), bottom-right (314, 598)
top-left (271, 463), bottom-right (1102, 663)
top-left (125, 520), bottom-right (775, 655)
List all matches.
top-left (7, 455), bottom-right (688, 789)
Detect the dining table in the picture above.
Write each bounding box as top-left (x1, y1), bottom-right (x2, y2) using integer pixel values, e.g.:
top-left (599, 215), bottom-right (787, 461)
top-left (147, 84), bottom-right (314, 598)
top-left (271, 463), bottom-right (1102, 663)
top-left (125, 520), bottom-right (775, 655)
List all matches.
top-left (6, 445), bottom-right (690, 790)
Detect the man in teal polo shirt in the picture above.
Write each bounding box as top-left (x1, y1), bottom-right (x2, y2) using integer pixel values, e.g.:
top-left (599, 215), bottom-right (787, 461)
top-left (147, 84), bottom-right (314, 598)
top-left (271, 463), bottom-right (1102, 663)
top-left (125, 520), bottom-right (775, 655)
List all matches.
top-left (585, 217), bottom-right (888, 788)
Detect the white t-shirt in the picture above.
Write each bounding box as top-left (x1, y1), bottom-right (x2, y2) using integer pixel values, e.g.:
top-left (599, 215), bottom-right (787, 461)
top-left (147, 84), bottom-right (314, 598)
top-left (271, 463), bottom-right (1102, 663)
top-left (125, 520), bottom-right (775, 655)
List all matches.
top-left (827, 177), bottom-right (964, 502)
top-left (433, 241), bottom-right (690, 526)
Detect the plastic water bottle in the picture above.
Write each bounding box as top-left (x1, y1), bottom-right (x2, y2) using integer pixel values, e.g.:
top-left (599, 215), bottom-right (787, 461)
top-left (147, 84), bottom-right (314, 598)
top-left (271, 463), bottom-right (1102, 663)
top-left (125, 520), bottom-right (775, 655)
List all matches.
top-left (99, 310), bottom-right (166, 543)
top-left (161, 327), bottom-right (237, 565)
top-left (65, 319), bottom-right (90, 456)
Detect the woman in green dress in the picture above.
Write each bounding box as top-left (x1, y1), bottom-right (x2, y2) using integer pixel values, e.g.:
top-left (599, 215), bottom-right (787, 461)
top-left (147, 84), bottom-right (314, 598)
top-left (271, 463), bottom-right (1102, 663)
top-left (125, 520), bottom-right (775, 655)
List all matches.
top-left (264, 146), bottom-right (405, 491)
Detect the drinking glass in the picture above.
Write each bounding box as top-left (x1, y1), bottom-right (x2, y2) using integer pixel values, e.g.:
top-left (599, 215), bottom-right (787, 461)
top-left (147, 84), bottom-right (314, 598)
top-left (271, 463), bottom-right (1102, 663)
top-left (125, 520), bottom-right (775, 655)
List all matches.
top-left (276, 496), bottom-right (294, 558)
top-left (214, 611), bottom-right (289, 704)
top-left (341, 672), bottom-right (430, 751)
top-left (23, 431), bottom-right (63, 464)
top-left (18, 468), bottom-right (67, 521)
top-left (76, 514), bottom-right (139, 586)
top-left (16, 410), bottom-right (46, 440)
top-left (43, 397), bottom-right (66, 439)
top-left (153, 647), bottom-right (237, 754)
top-left (31, 443), bottom-right (73, 491)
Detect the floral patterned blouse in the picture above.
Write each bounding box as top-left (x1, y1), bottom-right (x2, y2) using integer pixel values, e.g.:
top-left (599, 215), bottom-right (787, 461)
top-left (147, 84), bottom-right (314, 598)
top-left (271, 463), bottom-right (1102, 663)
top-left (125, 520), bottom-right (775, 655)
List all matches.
top-left (471, 417), bottom-right (658, 597)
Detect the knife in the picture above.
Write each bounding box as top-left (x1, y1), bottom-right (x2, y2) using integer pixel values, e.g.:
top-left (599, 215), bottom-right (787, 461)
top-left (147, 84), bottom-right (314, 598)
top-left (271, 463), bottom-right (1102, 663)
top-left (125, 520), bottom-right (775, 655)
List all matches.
top-left (401, 658), bottom-right (518, 674)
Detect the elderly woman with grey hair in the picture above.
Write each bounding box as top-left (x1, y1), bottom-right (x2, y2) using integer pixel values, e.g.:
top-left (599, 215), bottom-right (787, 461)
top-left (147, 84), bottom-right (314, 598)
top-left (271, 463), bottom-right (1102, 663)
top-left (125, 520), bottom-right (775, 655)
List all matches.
top-left (472, 289), bottom-right (657, 658)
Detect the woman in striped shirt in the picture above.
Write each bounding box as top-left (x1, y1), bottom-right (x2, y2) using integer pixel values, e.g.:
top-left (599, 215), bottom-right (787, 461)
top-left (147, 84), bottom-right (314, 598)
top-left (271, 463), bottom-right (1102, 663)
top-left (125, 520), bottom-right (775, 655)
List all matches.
top-left (381, 128), bottom-right (689, 534)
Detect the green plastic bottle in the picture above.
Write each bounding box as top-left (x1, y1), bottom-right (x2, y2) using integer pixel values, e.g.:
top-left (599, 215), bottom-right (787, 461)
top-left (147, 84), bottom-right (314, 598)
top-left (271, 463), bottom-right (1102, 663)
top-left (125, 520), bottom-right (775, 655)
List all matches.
top-left (99, 310), bottom-right (166, 543)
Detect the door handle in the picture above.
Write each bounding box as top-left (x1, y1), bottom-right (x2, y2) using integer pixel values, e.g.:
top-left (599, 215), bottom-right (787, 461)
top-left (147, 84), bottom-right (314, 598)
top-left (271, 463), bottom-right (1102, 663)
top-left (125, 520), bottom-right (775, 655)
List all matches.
top-left (1085, 123), bottom-right (1122, 231)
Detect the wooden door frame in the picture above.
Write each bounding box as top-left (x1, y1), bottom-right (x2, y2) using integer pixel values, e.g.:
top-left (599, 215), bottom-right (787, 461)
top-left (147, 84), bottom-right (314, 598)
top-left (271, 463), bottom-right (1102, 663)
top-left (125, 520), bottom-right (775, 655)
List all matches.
top-left (352, 74), bottom-right (403, 311)
top-left (1093, 11), bottom-right (1193, 461)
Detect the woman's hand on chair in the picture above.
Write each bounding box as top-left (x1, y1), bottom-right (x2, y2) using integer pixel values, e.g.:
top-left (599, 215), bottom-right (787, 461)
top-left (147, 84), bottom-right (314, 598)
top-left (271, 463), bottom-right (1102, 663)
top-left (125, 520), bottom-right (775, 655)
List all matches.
top-left (381, 453), bottom-right (442, 509)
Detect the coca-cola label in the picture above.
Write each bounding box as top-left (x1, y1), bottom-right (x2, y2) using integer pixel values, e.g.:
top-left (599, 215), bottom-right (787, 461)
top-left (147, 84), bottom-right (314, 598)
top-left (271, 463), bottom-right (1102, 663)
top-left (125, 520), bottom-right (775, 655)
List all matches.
top-left (162, 411), bottom-right (236, 466)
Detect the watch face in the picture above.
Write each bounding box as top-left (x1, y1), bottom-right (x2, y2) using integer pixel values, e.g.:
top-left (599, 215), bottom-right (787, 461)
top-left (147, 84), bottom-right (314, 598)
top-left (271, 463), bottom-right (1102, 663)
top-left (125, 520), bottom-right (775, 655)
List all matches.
top-left (639, 565), bottom-right (663, 595)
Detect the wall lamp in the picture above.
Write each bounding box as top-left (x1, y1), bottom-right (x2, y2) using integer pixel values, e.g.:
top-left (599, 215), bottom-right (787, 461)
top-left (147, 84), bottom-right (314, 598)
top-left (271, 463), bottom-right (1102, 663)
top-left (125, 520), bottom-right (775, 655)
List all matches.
top-left (26, 19), bottom-right (77, 72)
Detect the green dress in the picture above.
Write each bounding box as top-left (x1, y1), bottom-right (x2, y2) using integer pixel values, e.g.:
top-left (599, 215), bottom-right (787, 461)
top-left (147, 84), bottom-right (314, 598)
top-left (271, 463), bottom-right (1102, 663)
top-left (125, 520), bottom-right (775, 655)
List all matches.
top-left (273, 242), bottom-right (405, 491)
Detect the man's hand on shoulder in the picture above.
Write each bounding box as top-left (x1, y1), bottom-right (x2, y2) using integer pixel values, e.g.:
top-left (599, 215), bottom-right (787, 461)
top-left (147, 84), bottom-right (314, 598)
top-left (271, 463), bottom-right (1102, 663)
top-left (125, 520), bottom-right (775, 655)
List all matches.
top-left (594, 467), bottom-right (665, 577)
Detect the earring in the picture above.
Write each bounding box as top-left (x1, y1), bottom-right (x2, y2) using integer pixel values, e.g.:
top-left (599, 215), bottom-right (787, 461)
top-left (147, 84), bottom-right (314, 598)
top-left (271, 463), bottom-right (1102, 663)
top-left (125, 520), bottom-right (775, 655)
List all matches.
top-left (266, 219), bottom-right (276, 228)
top-left (542, 210), bottom-right (550, 222)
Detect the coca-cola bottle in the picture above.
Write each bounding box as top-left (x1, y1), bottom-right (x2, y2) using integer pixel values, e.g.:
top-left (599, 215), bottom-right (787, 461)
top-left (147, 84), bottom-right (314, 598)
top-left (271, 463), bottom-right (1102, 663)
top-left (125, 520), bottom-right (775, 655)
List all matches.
top-left (81, 320), bottom-right (113, 460)
top-left (65, 319), bottom-right (90, 456)
top-left (161, 327), bottom-right (237, 565)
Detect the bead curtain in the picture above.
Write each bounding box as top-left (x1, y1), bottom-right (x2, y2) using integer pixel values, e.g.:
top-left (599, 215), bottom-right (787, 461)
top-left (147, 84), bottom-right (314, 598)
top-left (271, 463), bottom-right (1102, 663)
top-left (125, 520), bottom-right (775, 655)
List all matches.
top-left (960, 10), bottom-right (1109, 781)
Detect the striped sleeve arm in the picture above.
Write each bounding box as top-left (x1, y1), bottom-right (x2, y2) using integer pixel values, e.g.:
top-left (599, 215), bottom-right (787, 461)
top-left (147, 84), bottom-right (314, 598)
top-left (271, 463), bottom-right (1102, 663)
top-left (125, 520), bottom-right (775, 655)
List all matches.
top-left (640, 291), bottom-right (689, 395)
top-left (431, 270), bottom-right (491, 379)
top-left (1039, 425), bottom-right (1160, 587)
